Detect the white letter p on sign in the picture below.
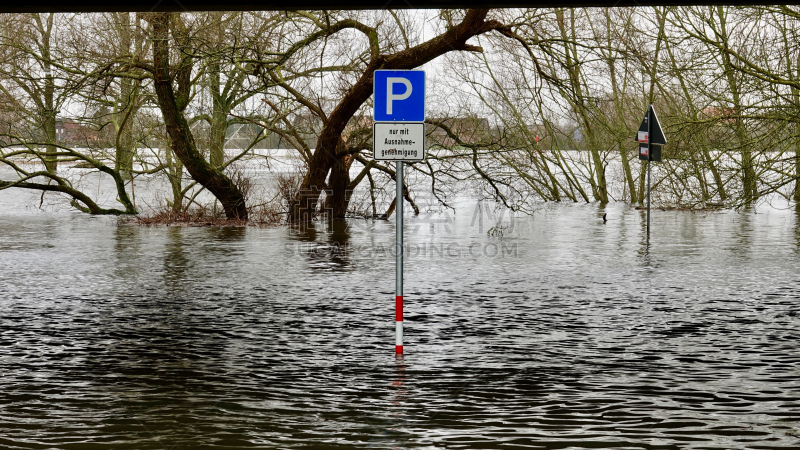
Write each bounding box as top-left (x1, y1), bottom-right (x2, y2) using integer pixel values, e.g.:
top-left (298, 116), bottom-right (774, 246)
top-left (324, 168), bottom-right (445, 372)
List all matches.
top-left (386, 77), bottom-right (412, 115)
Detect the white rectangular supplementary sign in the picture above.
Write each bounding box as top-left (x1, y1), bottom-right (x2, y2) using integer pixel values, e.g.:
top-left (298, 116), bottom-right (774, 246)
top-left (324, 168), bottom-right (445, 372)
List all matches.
top-left (373, 122), bottom-right (425, 161)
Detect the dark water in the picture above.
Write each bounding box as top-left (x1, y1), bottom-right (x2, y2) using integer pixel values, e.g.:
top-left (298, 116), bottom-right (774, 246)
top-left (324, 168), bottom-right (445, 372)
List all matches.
top-left (1, 198), bottom-right (800, 449)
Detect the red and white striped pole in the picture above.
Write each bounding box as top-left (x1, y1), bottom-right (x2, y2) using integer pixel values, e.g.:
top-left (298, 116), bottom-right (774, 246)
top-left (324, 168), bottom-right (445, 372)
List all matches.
top-left (395, 161), bottom-right (404, 355)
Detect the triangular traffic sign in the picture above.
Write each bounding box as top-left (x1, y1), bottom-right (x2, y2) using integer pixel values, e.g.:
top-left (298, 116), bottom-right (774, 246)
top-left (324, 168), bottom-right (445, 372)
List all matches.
top-left (635, 105), bottom-right (666, 146)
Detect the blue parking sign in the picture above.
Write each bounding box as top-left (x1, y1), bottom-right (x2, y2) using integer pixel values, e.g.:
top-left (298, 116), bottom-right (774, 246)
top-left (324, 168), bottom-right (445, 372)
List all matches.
top-left (374, 70), bottom-right (425, 122)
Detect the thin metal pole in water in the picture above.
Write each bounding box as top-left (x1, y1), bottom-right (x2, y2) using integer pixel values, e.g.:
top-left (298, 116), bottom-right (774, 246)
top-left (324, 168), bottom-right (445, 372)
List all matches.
top-left (647, 159), bottom-right (651, 236)
top-left (395, 161), bottom-right (404, 355)
top-left (646, 106), bottom-right (652, 236)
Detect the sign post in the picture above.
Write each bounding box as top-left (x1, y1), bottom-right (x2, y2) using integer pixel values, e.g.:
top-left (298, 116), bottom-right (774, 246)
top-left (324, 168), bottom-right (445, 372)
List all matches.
top-left (395, 161), bottom-right (403, 354)
top-left (373, 70), bottom-right (426, 355)
top-left (636, 104), bottom-right (666, 236)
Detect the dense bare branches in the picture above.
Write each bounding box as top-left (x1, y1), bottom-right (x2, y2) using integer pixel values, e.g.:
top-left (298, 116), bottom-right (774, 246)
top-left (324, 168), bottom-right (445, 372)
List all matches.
top-left (2, 7), bottom-right (800, 220)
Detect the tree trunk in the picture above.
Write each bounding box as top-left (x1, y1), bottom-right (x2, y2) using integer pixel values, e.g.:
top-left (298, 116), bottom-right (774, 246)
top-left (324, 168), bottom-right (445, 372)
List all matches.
top-left (794, 123), bottom-right (800, 202)
top-left (792, 33), bottom-right (800, 203)
top-left (163, 132), bottom-right (184, 214)
top-left (637, 162), bottom-right (647, 204)
top-left (43, 93), bottom-right (56, 173)
top-left (327, 153), bottom-right (350, 219)
top-left (209, 103), bottom-right (227, 168)
top-left (115, 76), bottom-right (136, 178)
top-left (208, 62), bottom-right (228, 168)
top-left (117, 117), bottom-right (134, 177)
top-left (604, 10), bottom-right (637, 203)
top-left (288, 9), bottom-right (505, 222)
top-left (557, 9), bottom-right (607, 203)
top-left (717, 6), bottom-right (756, 204)
top-left (148, 12), bottom-right (247, 220)
top-left (43, 34), bottom-right (57, 173)
top-left (115, 12), bottom-right (135, 178)
top-left (794, 36), bottom-right (800, 203)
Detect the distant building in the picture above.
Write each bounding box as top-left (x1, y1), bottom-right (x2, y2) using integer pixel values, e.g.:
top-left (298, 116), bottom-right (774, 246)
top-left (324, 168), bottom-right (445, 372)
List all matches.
top-left (285, 113), bottom-right (372, 150)
top-left (55, 119), bottom-right (99, 144)
top-left (224, 122), bottom-right (268, 149)
top-left (702, 107), bottom-right (737, 124)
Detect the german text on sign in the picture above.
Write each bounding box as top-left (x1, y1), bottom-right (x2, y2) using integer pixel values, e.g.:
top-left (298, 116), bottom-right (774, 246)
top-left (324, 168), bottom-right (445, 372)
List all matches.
top-left (373, 123), bottom-right (425, 161)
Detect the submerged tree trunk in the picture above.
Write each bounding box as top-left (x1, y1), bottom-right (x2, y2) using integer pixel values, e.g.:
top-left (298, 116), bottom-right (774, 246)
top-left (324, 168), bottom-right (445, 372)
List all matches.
top-left (791, 33), bottom-right (800, 203)
top-left (327, 153), bottom-right (350, 219)
top-left (717, 6), bottom-right (757, 204)
top-left (556, 8), bottom-right (607, 203)
top-left (604, 9), bottom-right (637, 203)
top-left (147, 12), bottom-right (247, 220)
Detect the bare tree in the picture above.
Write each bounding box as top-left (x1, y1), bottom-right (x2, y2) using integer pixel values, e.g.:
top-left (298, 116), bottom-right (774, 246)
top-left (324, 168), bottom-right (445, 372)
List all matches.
top-left (0, 13), bottom-right (136, 214)
top-left (250, 9), bottom-right (511, 222)
top-left (142, 12), bottom-right (249, 220)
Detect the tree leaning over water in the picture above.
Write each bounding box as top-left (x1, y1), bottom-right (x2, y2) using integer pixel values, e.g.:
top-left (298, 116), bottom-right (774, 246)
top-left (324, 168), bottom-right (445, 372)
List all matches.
top-left (275, 9), bottom-right (511, 222)
top-left (3, 8), bottom-right (800, 216)
top-left (142, 12), bottom-right (249, 220)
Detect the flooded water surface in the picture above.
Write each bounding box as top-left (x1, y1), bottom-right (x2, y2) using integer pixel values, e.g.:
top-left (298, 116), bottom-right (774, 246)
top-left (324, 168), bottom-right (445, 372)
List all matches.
top-left (1, 195), bottom-right (800, 448)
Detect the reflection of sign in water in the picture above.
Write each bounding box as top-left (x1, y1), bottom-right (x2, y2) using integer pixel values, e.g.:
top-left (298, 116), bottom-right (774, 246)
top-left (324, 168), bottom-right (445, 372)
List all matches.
top-left (373, 123), bottom-right (425, 161)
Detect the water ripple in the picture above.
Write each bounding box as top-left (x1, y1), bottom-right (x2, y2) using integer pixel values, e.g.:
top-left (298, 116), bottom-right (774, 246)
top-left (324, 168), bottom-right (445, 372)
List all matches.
top-left (1, 203), bottom-right (799, 448)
